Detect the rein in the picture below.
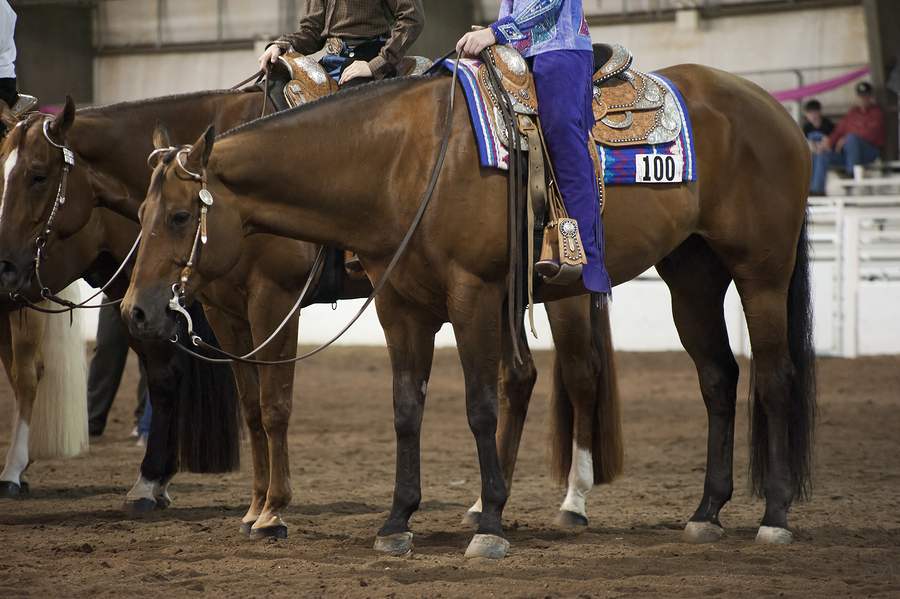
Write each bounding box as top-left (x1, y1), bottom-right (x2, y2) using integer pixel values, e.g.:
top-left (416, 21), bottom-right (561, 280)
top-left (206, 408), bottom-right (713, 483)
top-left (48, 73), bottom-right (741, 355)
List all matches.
top-left (10, 118), bottom-right (136, 313)
top-left (163, 52), bottom-right (465, 365)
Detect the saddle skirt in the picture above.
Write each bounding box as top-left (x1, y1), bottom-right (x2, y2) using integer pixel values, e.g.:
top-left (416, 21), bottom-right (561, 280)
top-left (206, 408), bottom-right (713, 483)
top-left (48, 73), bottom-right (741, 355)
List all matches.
top-left (442, 43), bottom-right (696, 185)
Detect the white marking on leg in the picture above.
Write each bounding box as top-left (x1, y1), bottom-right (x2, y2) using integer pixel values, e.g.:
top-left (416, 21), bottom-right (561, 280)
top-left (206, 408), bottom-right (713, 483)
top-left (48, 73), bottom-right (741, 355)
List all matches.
top-left (152, 479), bottom-right (171, 505)
top-left (1, 148), bottom-right (19, 226)
top-left (1, 412), bottom-right (29, 484)
top-left (467, 497), bottom-right (483, 515)
top-left (421, 382), bottom-right (427, 396)
top-left (560, 442), bottom-right (593, 517)
top-left (126, 475), bottom-right (156, 501)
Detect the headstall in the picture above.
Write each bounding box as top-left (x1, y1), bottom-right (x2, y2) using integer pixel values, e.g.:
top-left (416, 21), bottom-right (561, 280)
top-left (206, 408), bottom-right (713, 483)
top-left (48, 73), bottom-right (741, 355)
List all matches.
top-left (11, 118), bottom-right (135, 313)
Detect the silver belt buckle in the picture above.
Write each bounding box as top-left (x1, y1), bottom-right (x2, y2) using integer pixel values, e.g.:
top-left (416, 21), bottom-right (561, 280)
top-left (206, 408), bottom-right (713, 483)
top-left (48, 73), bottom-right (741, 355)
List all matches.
top-left (325, 37), bottom-right (342, 56)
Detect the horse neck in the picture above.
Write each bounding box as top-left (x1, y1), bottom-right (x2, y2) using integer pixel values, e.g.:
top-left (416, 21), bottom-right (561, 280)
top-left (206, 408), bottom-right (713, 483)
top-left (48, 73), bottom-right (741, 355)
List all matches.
top-left (211, 79), bottom-right (447, 253)
top-left (73, 91), bottom-right (262, 221)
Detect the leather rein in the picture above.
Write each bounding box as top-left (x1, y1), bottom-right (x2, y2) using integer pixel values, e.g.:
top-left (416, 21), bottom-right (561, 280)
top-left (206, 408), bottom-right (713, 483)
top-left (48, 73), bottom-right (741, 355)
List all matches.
top-left (161, 51), bottom-right (465, 366)
top-left (10, 117), bottom-right (139, 314)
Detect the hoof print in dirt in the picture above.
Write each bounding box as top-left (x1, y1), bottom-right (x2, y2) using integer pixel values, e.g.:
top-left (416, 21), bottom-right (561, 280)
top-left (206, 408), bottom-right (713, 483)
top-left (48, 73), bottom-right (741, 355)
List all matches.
top-left (122, 498), bottom-right (157, 514)
top-left (554, 510), bottom-right (589, 527)
top-left (250, 525), bottom-right (287, 540)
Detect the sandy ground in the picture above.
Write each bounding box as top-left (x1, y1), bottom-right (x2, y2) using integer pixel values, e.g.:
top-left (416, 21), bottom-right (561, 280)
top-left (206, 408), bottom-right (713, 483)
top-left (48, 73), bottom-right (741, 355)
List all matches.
top-left (1, 345), bottom-right (899, 598)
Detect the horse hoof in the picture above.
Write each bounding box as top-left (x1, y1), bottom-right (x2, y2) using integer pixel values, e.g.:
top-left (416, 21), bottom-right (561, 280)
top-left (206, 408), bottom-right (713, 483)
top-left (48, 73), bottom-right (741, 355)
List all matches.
top-left (250, 525), bottom-right (287, 540)
top-left (461, 510), bottom-right (481, 526)
top-left (554, 510), bottom-right (588, 527)
top-left (374, 532), bottom-right (413, 556)
top-left (122, 498), bottom-right (157, 514)
top-left (682, 521), bottom-right (724, 543)
top-left (464, 534), bottom-right (509, 559)
top-left (0, 481), bottom-right (23, 498)
top-left (154, 495), bottom-right (171, 510)
top-left (240, 522), bottom-right (253, 535)
top-left (756, 526), bottom-right (793, 545)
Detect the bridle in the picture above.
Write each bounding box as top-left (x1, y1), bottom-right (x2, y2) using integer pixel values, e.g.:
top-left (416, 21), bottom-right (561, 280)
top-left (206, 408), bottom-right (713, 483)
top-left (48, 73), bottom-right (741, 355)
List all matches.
top-left (154, 51), bottom-right (465, 365)
top-left (9, 117), bottom-right (139, 313)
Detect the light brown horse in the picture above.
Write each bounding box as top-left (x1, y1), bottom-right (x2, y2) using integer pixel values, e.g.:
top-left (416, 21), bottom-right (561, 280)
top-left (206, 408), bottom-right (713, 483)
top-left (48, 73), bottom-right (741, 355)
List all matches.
top-left (121, 63), bottom-right (817, 557)
top-left (0, 92), bottom-right (623, 539)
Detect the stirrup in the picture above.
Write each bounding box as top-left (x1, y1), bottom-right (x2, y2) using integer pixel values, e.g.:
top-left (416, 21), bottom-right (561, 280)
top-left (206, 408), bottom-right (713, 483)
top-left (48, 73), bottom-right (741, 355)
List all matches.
top-left (11, 94), bottom-right (37, 118)
top-left (345, 253), bottom-right (364, 273)
top-left (535, 259), bottom-right (582, 285)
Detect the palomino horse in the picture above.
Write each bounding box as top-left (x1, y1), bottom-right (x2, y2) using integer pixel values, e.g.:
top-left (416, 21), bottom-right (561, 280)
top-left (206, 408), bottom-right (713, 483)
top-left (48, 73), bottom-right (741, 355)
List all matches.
top-left (0, 111), bottom-right (88, 496)
top-left (0, 99), bottom-right (243, 511)
top-left (123, 63), bottom-right (816, 557)
top-left (0, 291), bottom-right (88, 497)
top-left (0, 91), bottom-right (624, 538)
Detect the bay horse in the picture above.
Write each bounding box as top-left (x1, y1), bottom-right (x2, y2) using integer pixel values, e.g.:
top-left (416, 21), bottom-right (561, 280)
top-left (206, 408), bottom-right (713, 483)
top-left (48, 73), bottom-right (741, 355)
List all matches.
top-left (122, 63), bottom-right (816, 557)
top-left (0, 99), bottom-right (244, 512)
top-left (0, 92), bottom-right (623, 538)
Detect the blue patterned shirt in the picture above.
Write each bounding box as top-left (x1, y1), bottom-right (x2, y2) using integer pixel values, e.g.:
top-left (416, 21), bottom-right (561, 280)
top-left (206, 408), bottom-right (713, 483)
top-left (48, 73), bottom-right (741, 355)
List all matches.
top-left (489, 0), bottom-right (592, 57)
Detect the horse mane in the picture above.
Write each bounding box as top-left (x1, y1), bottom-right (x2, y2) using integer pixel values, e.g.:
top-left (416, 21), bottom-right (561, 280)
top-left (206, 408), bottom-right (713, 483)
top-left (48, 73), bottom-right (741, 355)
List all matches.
top-left (79, 88), bottom-right (248, 116)
top-left (218, 74), bottom-right (439, 141)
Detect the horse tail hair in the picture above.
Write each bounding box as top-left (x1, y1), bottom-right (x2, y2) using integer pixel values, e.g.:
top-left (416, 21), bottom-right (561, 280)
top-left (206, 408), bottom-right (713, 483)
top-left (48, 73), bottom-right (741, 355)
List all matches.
top-left (29, 284), bottom-right (89, 459)
top-left (749, 211), bottom-right (818, 500)
top-left (174, 301), bottom-right (242, 473)
top-left (547, 299), bottom-right (624, 486)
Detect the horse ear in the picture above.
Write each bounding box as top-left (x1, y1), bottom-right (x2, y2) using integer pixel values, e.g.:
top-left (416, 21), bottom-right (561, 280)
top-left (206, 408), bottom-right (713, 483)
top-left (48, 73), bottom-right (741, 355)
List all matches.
top-left (0, 101), bottom-right (17, 134)
top-left (47, 95), bottom-right (76, 138)
top-left (152, 120), bottom-right (171, 149)
top-left (187, 125), bottom-right (216, 170)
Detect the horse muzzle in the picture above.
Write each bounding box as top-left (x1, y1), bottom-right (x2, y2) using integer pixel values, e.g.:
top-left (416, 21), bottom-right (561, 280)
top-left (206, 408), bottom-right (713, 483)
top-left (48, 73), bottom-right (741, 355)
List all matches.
top-left (122, 285), bottom-right (179, 341)
top-left (0, 255), bottom-right (35, 296)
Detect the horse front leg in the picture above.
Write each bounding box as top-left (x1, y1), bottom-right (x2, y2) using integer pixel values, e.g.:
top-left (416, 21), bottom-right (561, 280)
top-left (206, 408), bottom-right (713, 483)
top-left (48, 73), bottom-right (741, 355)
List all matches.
top-left (245, 294), bottom-right (299, 540)
top-left (373, 291), bottom-right (442, 556)
top-left (463, 303), bottom-right (536, 526)
top-left (200, 303), bottom-right (269, 536)
top-left (0, 311), bottom-right (44, 497)
top-left (656, 239), bottom-right (739, 542)
top-left (450, 286), bottom-right (509, 559)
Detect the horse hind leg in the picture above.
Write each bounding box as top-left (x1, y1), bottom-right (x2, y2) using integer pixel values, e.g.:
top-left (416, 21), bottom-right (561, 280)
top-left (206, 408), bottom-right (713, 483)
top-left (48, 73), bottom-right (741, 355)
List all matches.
top-left (462, 306), bottom-right (537, 526)
top-left (545, 296), bottom-right (624, 527)
top-left (655, 237), bottom-right (740, 543)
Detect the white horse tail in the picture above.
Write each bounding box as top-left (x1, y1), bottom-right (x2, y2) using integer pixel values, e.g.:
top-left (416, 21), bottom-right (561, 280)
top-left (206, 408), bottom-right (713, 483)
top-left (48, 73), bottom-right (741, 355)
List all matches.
top-left (28, 283), bottom-right (89, 459)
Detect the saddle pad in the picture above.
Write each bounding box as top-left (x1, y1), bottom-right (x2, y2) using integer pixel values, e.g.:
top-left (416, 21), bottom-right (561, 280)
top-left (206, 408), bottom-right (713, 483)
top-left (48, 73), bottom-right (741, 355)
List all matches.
top-left (439, 61), bottom-right (696, 185)
top-left (597, 74), bottom-right (697, 184)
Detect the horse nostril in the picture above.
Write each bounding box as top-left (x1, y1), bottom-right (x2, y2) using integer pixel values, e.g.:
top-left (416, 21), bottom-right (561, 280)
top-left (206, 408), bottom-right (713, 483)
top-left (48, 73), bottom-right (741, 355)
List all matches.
top-left (131, 306), bottom-right (147, 325)
top-left (0, 260), bottom-right (20, 290)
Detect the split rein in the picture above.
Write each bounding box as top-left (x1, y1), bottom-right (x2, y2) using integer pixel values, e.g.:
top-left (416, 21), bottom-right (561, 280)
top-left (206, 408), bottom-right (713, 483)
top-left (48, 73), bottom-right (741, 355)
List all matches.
top-left (10, 118), bottom-right (140, 315)
top-left (164, 50), bottom-right (465, 366)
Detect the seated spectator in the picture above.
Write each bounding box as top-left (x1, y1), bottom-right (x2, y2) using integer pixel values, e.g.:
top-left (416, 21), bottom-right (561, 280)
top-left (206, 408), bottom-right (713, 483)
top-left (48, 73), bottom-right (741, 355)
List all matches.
top-left (802, 99), bottom-right (835, 153)
top-left (809, 82), bottom-right (885, 196)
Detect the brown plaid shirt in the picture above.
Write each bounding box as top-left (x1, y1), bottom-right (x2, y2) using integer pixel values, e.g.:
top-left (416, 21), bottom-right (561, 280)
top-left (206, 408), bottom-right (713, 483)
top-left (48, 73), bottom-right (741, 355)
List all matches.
top-left (276, 0), bottom-right (425, 80)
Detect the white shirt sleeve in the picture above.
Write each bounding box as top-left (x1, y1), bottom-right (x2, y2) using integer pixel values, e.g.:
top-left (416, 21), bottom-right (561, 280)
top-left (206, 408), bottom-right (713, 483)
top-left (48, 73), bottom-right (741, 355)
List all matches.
top-left (0, 0), bottom-right (18, 79)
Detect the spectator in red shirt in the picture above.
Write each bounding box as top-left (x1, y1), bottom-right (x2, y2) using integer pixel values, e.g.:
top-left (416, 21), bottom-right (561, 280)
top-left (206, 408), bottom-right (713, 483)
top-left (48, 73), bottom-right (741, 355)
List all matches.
top-left (810, 81), bottom-right (885, 195)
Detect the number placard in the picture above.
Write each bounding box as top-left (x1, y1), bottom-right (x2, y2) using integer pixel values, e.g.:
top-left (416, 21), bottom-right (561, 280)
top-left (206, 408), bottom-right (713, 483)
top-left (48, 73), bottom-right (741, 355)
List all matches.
top-left (635, 154), bottom-right (683, 183)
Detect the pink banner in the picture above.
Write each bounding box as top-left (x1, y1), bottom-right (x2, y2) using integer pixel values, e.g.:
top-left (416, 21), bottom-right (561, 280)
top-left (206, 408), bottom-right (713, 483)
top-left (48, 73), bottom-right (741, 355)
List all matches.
top-left (770, 66), bottom-right (870, 103)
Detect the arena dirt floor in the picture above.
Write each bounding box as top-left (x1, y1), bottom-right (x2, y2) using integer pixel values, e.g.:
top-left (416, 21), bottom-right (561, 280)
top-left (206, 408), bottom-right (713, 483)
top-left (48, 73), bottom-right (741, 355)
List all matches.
top-left (1, 344), bottom-right (898, 598)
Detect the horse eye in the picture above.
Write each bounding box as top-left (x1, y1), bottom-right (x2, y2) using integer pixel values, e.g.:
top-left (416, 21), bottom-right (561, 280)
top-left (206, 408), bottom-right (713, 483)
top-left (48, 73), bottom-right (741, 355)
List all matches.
top-left (171, 212), bottom-right (191, 227)
top-left (31, 173), bottom-right (49, 186)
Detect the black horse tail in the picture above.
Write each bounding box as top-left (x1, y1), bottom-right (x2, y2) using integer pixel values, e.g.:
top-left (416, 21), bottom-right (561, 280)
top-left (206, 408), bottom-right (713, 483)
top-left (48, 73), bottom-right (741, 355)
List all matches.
top-left (547, 299), bottom-right (624, 486)
top-left (749, 211), bottom-right (818, 500)
top-left (174, 301), bottom-right (242, 473)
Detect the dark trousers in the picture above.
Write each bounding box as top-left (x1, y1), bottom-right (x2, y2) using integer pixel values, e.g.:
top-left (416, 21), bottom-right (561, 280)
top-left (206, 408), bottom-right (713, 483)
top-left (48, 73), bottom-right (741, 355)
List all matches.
top-left (87, 302), bottom-right (147, 435)
top-left (0, 77), bottom-right (16, 108)
top-left (533, 50), bottom-right (612, 294)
